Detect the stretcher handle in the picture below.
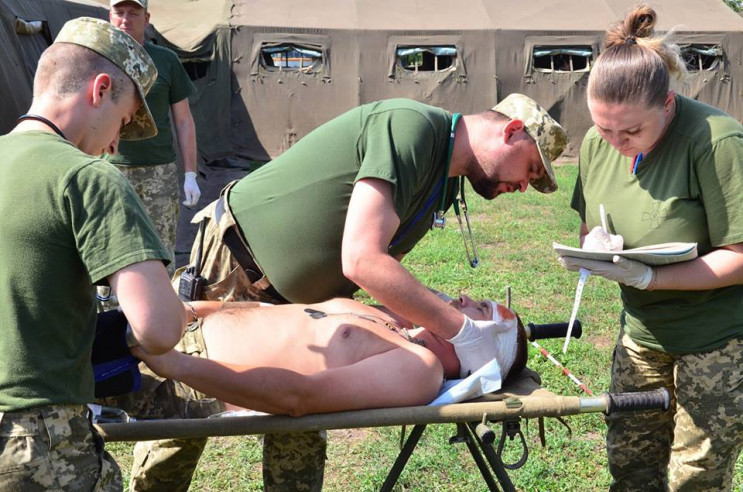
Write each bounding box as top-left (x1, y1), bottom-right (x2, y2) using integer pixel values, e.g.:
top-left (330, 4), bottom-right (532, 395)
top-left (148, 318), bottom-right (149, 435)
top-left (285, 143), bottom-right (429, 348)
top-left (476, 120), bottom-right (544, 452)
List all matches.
top-left (525, 321), bottom-right (582, 341)
top-left (604, 388), bottom-right (670, 415)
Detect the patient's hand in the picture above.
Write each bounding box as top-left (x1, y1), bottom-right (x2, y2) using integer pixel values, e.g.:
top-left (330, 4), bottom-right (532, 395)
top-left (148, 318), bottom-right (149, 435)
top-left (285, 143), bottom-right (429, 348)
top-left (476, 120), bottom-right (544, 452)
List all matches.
top-left (132, 346), bottom-right (184, 380)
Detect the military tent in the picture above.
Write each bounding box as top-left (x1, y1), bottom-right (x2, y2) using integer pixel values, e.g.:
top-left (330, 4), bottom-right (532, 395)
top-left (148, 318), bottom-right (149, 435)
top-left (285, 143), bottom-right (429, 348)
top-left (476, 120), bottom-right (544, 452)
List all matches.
top-left (0, 0), bottom-right (106, 135)
top-left (5, 0), bottom-right (742, 161)
top-left (121, 0), bottom-right (743, 162)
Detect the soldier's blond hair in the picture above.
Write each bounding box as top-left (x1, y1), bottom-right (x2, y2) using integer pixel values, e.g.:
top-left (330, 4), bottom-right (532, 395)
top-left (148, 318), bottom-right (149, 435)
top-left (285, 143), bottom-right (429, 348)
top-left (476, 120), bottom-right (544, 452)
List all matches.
top-left (588, 4), bottom-right (687, 108)
top-left (33, 43), bottom-right (133, 102)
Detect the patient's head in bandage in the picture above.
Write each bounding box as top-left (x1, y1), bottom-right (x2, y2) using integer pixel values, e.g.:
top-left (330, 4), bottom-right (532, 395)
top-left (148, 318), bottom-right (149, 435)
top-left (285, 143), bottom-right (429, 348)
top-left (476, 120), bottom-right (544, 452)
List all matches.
top-left (486, 301), bottom-right (528, 381)
top-left (416, 295), bottom-right (528, 381)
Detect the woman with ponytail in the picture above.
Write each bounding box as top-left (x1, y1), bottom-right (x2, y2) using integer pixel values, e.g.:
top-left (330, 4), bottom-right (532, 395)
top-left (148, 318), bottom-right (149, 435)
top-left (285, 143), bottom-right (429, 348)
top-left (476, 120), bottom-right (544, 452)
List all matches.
top-left (559, 5), bottom-right (743, 490)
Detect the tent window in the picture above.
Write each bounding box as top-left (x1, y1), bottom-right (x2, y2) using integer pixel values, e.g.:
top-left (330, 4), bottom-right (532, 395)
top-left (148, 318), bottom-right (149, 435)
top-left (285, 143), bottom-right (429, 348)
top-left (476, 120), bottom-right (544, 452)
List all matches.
top-left (182, 59), bottom-right (210, 81)
top-left (260, 44), bottom-right (322, 73)
top-left (680, 44), bottom-right (722, 72)
top-left (532, 46), bottom-right (592, 73)
top-left (396, 46), bottom-right (456, 72)
top-left (15, 18), bottom-right (50, 43)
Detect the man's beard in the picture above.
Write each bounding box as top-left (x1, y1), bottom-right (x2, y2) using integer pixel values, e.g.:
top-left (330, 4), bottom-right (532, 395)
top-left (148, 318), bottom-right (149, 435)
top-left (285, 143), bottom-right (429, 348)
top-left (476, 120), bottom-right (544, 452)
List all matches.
top-left (466, 166), bottom-right (499, 200)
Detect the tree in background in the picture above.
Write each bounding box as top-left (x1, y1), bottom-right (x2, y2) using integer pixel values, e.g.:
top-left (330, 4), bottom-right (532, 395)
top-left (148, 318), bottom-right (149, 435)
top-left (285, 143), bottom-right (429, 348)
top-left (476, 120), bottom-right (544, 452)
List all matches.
top-left (723, 0), bottom-right (742, 12)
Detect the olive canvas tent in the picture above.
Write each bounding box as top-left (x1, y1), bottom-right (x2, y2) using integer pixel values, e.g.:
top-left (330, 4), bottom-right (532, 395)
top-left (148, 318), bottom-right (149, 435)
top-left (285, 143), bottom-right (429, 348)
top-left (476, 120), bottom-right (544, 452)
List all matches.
top-left (3, 0), bottom-right (742, 162)
top-left (0, 0), bottom-right (107, 135)
top-left (127, 0), bottom-right (743, 162)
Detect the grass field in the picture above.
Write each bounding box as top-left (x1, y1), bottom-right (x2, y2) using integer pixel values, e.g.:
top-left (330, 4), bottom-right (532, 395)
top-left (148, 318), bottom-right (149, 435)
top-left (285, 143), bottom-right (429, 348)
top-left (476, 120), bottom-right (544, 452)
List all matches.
top-left (108, 163), bottom-right (743, 490)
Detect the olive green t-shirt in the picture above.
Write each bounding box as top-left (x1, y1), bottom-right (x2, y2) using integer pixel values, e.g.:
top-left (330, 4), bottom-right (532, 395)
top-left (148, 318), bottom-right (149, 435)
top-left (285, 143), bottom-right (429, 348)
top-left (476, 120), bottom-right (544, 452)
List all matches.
top-left (572, 95), bottom-right (743, 353)
top-left (106, 42), bottom-right (196, 166)
top-left (229, 99), bottom-right (456, 303)
top-left (0, 132), bottom-right (170, 411)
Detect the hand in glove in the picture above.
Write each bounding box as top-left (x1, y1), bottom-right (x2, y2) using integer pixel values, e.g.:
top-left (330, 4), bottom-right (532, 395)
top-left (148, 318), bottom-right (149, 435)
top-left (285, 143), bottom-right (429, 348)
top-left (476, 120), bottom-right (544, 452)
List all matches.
top-left (582, 225), bottom-right (624, 252)
top-left (558, 255), bottom-right (655, 290)
top-left (448, 312), bottom-right (518, 379)
top-left (183, 171), bottom-right (201, 208)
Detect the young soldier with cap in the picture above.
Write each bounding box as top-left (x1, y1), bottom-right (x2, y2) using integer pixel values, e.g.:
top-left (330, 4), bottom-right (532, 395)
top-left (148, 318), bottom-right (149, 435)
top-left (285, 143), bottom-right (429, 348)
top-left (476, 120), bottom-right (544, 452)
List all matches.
top-left (104, 0), bottom-right (199, 282)
top-left (0, 17), bottom-right (186, 490)
top-left (131, 94), bottom-right (567, 491)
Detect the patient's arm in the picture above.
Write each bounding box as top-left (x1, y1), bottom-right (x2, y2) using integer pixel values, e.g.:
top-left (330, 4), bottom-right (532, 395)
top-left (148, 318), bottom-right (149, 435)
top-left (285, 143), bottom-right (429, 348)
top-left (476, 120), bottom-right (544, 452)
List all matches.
top-left (134, 344), bottom-right (443, 417)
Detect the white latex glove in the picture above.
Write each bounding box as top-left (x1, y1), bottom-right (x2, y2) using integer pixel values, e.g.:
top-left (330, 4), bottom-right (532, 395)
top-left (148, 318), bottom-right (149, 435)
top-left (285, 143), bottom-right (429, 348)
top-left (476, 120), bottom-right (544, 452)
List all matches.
top-left (448, 314), bottom-right (517, 379)
top-left (559, 255), bottom-right (654, 290)
top-left (183, 171), bottom-right (201, 208)
top-left (582, 226), bottom-right (624, 252)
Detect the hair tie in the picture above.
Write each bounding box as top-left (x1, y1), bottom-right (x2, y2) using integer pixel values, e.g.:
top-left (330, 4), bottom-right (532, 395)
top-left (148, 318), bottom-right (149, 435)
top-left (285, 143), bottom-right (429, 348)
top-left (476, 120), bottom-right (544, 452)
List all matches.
top-left (625, 36), bottom-right (636, 45)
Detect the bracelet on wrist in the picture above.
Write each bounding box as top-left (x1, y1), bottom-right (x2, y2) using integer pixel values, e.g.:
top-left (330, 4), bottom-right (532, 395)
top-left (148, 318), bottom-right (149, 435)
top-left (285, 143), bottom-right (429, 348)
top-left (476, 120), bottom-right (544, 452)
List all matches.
top-left (186, 302), bottom-right (198, 322)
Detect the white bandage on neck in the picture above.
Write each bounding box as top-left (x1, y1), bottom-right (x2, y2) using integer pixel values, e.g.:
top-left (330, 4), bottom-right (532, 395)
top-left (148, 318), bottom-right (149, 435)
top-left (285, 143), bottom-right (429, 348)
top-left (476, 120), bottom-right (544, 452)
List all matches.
top-left (488, 301), bottom-right (518, 380)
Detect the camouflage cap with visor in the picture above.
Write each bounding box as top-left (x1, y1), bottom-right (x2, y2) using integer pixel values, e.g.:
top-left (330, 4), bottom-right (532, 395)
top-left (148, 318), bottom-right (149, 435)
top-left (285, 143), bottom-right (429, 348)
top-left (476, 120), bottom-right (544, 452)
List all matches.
top-left (492, 94), bottom-right (568, 193)
top-left (54, 17), bottom-right (157, 140)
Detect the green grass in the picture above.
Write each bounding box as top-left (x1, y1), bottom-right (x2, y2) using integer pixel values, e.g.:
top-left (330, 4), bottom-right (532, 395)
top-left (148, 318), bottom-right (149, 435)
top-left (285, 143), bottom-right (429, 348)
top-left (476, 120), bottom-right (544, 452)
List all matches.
top-left (108, 163), bottom-right (743, 490)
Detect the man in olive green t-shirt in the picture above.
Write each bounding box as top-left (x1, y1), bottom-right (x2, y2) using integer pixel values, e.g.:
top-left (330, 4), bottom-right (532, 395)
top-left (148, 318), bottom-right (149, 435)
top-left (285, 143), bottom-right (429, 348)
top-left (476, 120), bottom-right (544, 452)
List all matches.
top-left (0, 17), bottom-right (186, 490)
top-left (106, 0), bottom-right (200, 279)
top-left (135, 94), bottom-right (568, 491)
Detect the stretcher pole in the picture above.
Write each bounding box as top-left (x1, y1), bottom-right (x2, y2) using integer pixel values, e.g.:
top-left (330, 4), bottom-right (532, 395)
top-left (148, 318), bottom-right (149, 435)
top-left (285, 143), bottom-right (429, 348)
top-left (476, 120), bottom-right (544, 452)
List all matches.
top-left (96, 389), bottom-right (669, 442)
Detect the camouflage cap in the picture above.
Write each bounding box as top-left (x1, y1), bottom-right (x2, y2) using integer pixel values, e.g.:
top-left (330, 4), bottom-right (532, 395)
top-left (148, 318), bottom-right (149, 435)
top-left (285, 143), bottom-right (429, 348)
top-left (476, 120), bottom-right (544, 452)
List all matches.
top-left (492, 94), bottom-right (568, 194)
top-left (54, 17), bottom-right (157, 140)
top-left (110, 0), bottom-right (148, 9)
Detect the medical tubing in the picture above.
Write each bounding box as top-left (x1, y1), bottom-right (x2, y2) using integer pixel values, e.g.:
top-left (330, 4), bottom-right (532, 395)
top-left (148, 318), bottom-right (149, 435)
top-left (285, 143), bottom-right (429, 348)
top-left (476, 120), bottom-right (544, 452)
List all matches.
top-left (526, 321), bottom-right (582, 341)
top-left (603, 388), bottom-right (670, 415)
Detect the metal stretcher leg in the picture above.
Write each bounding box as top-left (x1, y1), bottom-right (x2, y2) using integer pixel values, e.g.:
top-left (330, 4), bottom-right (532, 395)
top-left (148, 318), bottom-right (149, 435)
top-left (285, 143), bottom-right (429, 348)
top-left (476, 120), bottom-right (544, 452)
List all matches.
top-left (458, 423), bottom-right (502, 491)
top-left (379, 424), bottom-right (427, 492)
top-left (380, 422), bottom-right (516, 492)
top-left (464, 422), bottom-right (516, 492)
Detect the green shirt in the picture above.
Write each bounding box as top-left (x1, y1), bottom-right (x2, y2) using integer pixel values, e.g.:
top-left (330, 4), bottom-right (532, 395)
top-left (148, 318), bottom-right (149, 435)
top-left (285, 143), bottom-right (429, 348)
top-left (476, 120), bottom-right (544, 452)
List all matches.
top-left (106, 42), bottom-right (196, 166)
top-left (572, 95), bottom-right (743, 353)
top-left (229, 99), bottom-right (456, 303)
top-left (0, 132), bottom-right (170, 412)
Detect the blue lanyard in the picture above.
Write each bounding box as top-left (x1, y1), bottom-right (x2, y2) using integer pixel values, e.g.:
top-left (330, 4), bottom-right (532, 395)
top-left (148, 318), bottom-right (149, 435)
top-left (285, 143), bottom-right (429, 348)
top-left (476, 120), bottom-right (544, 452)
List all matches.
top-left (390, 113), bottom-right (460, 248)
top-left (631, 152), bottom-right (643, 175)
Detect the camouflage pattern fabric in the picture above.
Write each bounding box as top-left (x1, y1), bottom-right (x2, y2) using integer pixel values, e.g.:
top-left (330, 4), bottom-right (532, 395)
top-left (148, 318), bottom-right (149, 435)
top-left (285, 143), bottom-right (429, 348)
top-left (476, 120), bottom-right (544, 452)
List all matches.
top-left (491, 93), bottom-right (568, 193)
top-left (116, 162), bottom-right (178, 276)
top-left (112, 196), bottom-right (326, 491)
top-left (54, 17), bottom-right (158, 141)
top-left (606, 331), bottom-right (743, 492)
top-left (0, 404), bottom-right (122, 491)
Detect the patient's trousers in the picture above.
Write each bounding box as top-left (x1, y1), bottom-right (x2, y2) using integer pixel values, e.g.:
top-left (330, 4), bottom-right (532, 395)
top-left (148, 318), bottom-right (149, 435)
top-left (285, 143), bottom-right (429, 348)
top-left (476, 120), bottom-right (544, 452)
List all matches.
top-left (606, 331), bottom-right (743, 492)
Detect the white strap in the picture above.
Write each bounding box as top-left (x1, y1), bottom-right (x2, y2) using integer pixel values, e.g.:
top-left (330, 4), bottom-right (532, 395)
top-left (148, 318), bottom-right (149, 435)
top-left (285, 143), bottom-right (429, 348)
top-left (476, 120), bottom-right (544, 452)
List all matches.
top-left (563, 268), bottom-right (590, 354)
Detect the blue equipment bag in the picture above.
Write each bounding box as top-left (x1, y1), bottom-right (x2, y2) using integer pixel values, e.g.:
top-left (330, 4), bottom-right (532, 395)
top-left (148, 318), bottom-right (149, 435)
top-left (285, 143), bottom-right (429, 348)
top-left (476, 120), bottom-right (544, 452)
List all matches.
top-left (92, 309), bottom-right (141, 397)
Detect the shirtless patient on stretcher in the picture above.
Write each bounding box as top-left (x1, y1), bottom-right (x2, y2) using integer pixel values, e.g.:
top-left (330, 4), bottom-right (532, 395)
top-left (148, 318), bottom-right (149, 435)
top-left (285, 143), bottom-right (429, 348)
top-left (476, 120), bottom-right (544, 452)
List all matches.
top-left (135, 295), bottom-right (527, 417)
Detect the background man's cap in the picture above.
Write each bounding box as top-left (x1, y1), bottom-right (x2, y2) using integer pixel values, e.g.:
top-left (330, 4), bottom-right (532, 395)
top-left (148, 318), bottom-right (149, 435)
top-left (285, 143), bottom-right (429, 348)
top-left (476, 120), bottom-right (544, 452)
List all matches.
top-left (111, 0), bottom-right (148, 9)
top-left (492, 94), bottom-right (568, 194)
top-left (54, 17), bottom-right (157, 140)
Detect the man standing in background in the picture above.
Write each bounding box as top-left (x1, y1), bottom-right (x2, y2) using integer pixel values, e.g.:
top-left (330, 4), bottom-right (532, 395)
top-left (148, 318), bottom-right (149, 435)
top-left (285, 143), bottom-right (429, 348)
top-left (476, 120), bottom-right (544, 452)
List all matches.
top-left (107, 0), bottom-right (200, 279)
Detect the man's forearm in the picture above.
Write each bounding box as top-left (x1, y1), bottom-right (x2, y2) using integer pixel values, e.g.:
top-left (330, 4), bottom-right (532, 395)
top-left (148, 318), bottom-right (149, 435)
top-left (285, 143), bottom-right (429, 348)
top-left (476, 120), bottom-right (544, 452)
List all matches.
top-left (346, 253), bottom-right (464, 339)
top-left (174, 119), bottom-right (197, 173)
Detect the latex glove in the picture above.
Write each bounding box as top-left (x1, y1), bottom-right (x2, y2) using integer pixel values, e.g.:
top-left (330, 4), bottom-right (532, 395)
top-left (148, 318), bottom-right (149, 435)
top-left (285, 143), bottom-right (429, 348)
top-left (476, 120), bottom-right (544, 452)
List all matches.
top-left (183, 171), bottom-right (201, 208)
top-left (448, 314), bottom-right (516, 379)
top-left (559, 255), bottom-right (654, 290)
top-left (582, 226), bottom-right (624, 252)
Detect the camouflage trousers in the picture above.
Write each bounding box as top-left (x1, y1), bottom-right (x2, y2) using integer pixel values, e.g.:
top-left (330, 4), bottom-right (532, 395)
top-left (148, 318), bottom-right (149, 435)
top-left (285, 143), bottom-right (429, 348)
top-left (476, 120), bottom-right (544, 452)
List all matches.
top-left (0, 404), bottom-right (122, 491)
top-left (115, 162), bottom-right (179, 277)
top-left (606, 331), bottom-right (743, 492)
top-left (110, 196), bottom-right (326, 491)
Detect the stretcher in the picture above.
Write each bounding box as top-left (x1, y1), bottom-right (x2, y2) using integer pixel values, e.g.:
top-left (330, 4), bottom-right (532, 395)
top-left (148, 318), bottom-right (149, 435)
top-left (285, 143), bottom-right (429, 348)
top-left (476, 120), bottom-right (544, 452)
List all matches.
top-left (96, 366), bottom-right (669, 491)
